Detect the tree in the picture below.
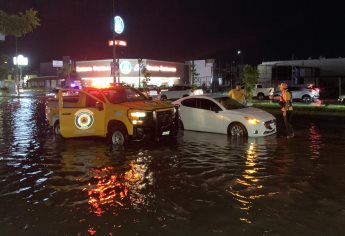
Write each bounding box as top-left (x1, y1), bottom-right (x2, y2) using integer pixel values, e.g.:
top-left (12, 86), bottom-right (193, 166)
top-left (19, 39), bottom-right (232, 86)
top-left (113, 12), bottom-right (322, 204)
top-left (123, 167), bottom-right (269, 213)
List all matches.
top-left (0, 55), bottom-right (10, 81)
top-left (58, 63), bottom-right (78, 87)
top-left (137, 59), bottom-right (151, 88)
top-left (141, 67), bottom-right (151, 88)
top-left (190, 60), bottom-right (200, 87)
top-left (0, 9), bottom-right (40, 37)
top-left (242, 64), bottom-right (258, 103)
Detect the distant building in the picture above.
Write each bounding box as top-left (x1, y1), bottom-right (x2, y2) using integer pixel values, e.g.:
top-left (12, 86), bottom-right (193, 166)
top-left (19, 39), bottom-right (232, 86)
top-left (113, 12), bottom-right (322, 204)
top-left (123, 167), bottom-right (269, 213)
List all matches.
top-left (185, 59), bottom-right (215, 87)
top-left (258, 58), bottom-right (345, 97)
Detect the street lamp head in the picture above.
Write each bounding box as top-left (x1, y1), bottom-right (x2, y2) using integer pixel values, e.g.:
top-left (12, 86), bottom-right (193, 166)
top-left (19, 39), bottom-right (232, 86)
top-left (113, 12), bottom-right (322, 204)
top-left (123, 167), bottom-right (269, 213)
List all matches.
top-left (237, 50), bottom-right (241, 55)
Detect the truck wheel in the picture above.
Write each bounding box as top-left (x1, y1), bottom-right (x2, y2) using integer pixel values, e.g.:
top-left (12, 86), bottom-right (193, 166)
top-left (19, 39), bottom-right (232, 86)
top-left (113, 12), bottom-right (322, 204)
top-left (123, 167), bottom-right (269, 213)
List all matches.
top-left (53, 121), bottom-right (61, 136)
top-left (110, 127), bottom-right (128, 145)
top-left (228, 122), bottom-right (248, 137)
top-left (257, 93), bottom-right (265, 100)
top-left (160, 95), bottom-right (167, 101)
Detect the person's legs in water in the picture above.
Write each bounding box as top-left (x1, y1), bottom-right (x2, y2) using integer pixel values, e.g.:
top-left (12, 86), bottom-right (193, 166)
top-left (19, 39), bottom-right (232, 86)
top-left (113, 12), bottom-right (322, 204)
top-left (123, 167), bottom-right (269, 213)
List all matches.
top-left (283, 111), bottom-right (293, 137)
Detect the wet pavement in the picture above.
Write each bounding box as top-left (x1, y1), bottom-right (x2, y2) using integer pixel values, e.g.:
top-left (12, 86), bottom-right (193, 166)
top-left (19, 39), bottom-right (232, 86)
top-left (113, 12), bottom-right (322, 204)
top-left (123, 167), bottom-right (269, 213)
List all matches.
top-left (1, 96), bottom-right (345, 235)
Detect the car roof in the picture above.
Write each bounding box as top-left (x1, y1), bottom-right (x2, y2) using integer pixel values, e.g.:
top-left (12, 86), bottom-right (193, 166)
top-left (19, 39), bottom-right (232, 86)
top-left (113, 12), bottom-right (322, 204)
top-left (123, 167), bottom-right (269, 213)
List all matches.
top-left (174, 94), bottom-right (226, 102)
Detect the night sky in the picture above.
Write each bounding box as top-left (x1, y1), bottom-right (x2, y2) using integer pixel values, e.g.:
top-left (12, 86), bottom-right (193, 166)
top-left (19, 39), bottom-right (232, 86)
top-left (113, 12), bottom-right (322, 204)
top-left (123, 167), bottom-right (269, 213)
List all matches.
top-left (1, 0), bottom-right (345, 70)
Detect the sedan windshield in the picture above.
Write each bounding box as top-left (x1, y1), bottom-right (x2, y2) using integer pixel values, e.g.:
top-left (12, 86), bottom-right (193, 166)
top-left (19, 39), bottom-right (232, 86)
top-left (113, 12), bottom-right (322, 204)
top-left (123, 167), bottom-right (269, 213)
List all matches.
top-left (103, 87), bottom-right (148, 104)
top-left (214, 96), bottom-right (246, 110)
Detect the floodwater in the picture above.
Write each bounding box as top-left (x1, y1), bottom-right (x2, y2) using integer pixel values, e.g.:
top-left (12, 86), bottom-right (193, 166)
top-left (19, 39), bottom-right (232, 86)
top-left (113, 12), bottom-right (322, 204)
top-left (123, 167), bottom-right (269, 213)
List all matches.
top-left (1, 96), bottom-right (345, 235)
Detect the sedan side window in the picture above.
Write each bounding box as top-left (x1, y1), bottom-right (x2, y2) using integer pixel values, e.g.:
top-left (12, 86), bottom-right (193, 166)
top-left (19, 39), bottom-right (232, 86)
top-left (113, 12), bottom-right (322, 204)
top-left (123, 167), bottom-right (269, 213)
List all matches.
top-left (181, 98), bottom-right (197, 108)
top-left (198, 99), bottom-right (221, 112)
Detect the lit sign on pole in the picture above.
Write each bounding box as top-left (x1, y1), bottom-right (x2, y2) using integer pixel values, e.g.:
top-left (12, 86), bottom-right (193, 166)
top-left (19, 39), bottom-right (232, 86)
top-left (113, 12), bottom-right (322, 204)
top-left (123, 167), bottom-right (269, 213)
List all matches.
top-left (13, 55), bottom-right (28, 66)
top-left (114, 16), bottom-right (124, 34)
top-left (108, 40), bottom-right (127, 46)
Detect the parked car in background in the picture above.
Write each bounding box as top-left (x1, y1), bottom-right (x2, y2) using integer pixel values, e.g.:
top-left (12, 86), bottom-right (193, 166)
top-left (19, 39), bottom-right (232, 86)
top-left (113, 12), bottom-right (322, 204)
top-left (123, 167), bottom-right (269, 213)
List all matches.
top-left (138, 87), bottom-right (161, 98)
top-left (253, 83), bottom-right (275, 100)
top-left (158, 85), bottom-right (203, 101)
top-left (338, 94), bottom-right (345, 104)
top-left (270, 84), bottom-right (320, 103)
top-left (172, 95), bottom-right (276, 137)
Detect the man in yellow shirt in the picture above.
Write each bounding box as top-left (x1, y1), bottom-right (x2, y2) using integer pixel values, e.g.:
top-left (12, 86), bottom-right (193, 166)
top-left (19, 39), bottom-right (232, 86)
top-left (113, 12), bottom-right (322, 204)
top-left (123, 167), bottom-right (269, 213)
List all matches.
top-left (228, 83), bottom-right (246, 104)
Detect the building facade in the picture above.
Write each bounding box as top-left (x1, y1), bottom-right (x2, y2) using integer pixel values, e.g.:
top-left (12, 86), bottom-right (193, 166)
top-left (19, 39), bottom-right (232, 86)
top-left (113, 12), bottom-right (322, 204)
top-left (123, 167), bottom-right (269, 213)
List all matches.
top-left (76, 59), bottom-right (188, 88)
top-left (258, 58), bottom-right (345, 97)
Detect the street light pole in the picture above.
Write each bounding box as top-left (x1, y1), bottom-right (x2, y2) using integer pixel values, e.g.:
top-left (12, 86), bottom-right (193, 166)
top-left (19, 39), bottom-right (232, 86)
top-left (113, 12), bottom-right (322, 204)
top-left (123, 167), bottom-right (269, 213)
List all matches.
top-left (112, 0), bottom-right (117, 83)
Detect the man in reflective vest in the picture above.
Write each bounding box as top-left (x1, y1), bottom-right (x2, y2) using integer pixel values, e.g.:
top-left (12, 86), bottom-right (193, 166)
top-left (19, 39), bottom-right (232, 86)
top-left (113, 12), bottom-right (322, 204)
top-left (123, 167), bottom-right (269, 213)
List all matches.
top-left (279, 82), bottom-right (294, 137)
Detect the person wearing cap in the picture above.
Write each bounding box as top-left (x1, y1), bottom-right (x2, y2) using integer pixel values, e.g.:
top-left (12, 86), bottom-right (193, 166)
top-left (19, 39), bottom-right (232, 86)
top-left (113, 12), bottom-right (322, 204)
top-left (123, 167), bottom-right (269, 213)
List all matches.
top-left (279, 82), bottom-right (294, 137)
top-left (228, 83), bottom-right (246, 105)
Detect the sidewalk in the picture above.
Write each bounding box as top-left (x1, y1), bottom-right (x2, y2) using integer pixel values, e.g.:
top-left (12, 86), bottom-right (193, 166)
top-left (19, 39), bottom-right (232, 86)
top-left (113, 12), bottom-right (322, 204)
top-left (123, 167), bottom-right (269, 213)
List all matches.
top-left (0, 89), bottom-right (47, 98)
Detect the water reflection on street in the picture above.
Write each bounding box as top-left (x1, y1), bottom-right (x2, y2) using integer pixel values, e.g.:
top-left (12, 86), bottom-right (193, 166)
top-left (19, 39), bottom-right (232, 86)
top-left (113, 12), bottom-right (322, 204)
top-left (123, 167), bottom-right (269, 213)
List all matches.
top-left (1, 97), bottom-right (345, 235)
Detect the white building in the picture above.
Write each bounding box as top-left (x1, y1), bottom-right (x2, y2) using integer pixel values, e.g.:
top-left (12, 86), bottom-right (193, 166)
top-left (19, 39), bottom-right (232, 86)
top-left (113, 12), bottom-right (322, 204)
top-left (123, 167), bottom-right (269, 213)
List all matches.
top-left (185, 59), bottom-right (215, 87)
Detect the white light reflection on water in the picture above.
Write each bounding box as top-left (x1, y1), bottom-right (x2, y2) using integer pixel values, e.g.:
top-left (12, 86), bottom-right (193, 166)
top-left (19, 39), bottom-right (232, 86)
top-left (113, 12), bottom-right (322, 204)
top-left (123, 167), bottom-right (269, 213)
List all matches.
top-left (12, 98), bottom-right (35, 153)
top-left (227, 137), bottom-right (278, 224)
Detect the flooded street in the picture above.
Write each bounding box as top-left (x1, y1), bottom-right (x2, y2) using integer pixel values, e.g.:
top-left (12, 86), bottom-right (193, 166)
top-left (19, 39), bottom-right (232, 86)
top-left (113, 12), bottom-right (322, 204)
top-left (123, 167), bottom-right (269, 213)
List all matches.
top-left (1, 96), bottom-right (345, 235)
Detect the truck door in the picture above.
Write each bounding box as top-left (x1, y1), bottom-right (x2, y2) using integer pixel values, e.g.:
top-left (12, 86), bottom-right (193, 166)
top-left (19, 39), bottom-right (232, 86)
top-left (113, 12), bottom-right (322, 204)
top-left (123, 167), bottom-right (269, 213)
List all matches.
top-left (59, 90), bottom-right (106, 138)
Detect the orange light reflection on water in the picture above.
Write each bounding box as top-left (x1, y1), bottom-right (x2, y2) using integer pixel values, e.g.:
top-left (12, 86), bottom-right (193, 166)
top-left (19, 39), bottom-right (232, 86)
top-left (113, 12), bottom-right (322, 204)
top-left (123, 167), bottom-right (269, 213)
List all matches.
top-left (308, 124), bottom-right (322, 160)
top-left (83, 160), bottom-right (148, 217)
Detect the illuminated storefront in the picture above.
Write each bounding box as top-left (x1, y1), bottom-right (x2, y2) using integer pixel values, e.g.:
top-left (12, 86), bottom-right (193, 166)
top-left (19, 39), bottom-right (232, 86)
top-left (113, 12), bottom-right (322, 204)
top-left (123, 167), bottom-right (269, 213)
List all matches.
top-left (76, 59), bottom-right (187, 88)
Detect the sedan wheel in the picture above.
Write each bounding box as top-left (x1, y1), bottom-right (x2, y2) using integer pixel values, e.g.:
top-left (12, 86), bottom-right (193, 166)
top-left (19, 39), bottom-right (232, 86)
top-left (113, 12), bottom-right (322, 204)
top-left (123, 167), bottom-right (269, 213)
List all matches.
top-left (302, 95), bottom-right (311, 103)
top-left (228, 123), bottom-right (248, 137)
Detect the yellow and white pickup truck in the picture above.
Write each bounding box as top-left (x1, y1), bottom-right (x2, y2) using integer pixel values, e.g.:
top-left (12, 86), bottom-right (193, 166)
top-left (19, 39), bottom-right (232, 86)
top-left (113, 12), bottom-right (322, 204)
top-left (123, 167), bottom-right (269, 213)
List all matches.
top-left (45, 84), bottom-right (179, 145)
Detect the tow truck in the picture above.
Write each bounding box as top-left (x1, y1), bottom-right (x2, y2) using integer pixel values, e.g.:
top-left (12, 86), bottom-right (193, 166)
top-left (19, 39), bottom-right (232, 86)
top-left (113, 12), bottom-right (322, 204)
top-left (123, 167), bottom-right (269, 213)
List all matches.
top-left (45, 84), bottom-right (179, 145)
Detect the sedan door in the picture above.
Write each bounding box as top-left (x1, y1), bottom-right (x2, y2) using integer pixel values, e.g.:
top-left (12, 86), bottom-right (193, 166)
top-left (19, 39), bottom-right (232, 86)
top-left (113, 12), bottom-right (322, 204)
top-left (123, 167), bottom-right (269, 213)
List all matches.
top-left (194, 98), bottom-right (223, 133)
top-left (179, 98), bottom-right (197, 130)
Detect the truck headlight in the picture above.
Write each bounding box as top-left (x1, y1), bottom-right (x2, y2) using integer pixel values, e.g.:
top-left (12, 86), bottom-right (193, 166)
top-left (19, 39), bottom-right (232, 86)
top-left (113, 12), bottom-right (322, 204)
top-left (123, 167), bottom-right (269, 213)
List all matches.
top-left (128, 110), bottom-right (146, 125)
top-left (245, 117), bottom-right (261, 125)
top-left (130, 111), bottom-right (146, 118)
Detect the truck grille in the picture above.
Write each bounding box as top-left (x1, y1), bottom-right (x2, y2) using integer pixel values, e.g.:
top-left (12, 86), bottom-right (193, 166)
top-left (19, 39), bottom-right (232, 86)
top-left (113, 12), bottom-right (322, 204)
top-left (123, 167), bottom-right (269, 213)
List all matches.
top-left (156, 109), bottom-right (174, 128)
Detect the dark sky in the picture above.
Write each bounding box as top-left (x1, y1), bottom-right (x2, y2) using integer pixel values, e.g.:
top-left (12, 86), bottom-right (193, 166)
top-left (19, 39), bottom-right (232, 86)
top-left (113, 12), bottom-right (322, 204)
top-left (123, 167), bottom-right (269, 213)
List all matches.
top-left (1, 0), bottom-right (345, 70)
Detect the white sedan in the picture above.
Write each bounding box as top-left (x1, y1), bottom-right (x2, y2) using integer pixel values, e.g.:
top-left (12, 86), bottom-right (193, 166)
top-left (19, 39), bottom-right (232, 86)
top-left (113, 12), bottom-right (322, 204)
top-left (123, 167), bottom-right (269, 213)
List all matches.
top-left (172, 95), bottom-right (277, 137)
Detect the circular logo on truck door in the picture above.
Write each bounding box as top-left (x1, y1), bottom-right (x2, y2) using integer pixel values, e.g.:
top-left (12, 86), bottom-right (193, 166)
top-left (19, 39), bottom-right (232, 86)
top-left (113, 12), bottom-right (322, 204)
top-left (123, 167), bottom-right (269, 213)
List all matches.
top-left (75, 109), bottom-right (94, 129)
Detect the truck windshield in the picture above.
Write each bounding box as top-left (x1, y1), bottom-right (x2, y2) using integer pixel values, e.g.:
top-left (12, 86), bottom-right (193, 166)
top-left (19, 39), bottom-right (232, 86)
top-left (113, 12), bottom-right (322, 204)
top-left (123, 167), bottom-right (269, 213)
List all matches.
top-left (103, 87), bottom-right (148, 104)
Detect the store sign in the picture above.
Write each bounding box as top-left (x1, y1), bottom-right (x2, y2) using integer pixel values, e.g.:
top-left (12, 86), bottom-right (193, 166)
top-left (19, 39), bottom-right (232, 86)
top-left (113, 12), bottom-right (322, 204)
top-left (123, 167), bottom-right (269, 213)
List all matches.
top-left (120, 61), bottom-right (132, 74)
top-left (76, 66), bottom-right (111, 72)
top-left (146, 64), bottom-right (177, 72)
top-left (52, 60), bottom-right (63, 67)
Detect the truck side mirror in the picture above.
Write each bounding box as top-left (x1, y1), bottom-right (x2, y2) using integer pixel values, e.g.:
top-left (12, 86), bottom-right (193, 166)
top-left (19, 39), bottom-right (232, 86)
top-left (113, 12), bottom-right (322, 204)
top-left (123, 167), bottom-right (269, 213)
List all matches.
top-left (95, 101), bottom-right (104, 111)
